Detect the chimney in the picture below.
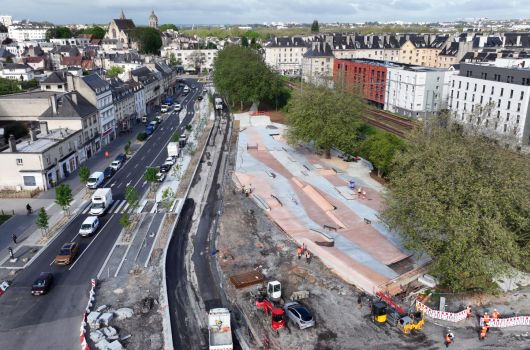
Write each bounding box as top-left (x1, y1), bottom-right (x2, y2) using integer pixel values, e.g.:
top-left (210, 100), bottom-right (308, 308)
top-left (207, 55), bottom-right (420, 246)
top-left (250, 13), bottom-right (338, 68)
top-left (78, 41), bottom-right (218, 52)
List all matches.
top-left (8, 134), bottom-right (16, 152)
top-left (71, 92), bottom-right (78, 105)
top-left (66, 73), bottom-right (74, 92)
top-left (29, 128), bottom-right (37, 142)
top-left (39, 122), bottom-right (49, 135)
top-left (50, 94), bottom-right (57, 114)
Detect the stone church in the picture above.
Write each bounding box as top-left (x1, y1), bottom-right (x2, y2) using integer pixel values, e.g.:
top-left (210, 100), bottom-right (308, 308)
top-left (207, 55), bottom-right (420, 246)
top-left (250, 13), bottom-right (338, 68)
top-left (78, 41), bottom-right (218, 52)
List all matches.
top-left (104, 10), bottom-right (137, 49)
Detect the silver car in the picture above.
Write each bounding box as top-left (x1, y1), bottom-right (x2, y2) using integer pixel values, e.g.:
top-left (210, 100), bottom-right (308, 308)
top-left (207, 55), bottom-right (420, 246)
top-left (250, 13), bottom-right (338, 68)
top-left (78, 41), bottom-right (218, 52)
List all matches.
top-left (283, 302), bottom-right (315, 329)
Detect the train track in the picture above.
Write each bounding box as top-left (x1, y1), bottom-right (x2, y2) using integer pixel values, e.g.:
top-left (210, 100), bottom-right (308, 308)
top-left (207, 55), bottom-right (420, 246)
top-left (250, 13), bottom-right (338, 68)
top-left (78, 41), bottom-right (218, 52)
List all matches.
top-left (363, 117), bottom-right (407, 137)
top-left (367, 109), bottom-right (415, 129)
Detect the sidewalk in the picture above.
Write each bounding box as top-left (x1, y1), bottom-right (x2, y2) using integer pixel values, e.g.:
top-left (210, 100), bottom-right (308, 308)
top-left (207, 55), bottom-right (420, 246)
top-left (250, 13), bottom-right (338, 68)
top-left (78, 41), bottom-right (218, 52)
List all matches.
top-left (0, 120), bottom-right (149, 267)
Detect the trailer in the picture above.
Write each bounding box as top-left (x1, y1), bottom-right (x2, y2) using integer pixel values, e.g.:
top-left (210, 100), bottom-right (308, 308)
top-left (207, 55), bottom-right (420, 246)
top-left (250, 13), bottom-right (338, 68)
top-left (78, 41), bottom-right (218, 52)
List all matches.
top-left (208, 308), bottom-right (233, 350)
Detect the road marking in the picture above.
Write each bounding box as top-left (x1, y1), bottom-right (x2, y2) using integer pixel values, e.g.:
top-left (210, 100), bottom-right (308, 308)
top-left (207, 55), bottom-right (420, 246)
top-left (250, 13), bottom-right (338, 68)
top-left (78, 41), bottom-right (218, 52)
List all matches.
top-left (82, 205), bottom-right (91, 214)
top-left (68, 215), bottom-right (115, 271)
top-left (141, 155), bottom-right (146, 160)
top-left (150, 203), bottom-right (158, 214)
top-left (122, 203), bottom-right (130, 213)
top-left (45, 203), bottom-right (55, 211)
top-left (114, 200), bottom-right (127, 213)
top-left (134, 163), bottom-right (138, 169)
top-left (108, 200), bottom-right (120, 212)
top-left (126, 181), bottom-right (131, 187)
top-left (142, 181), bottom-right (147, 187)
top-left (110, 183), bottom-right (115, 187)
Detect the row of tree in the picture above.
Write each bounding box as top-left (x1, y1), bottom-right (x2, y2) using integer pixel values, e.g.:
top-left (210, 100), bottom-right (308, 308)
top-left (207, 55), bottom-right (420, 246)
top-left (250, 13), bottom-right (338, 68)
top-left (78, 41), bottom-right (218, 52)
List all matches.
top-left (46, 26), bottom-right (106, 40)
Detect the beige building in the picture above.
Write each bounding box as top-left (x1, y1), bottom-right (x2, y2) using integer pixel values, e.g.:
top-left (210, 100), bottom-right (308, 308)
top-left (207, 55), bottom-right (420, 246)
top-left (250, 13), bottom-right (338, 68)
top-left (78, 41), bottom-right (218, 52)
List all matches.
top-left (264, 37), bottom-right (308, 76)
top-left (0, 128), bottom-right (82, 191)
top-left (397, 36), bottom-right (447, 67)
top-left (302, 42), bottom-right (334, 86)
top-left (104, 11), bottom-right (136, 50)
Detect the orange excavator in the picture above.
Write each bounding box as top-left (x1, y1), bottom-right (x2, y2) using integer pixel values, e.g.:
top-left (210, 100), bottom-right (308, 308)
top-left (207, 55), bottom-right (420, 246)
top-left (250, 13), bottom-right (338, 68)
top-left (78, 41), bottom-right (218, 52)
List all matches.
top-left (255, 297), bottom-right (285, 331)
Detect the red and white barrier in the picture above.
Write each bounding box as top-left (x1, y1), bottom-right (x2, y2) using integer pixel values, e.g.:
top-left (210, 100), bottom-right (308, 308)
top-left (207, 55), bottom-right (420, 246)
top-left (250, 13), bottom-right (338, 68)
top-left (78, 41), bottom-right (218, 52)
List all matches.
top-left (80, 279), bottom-right (97, 350)
top-left (480, 316), bottom-right (530, 328)
top-left (416, 300), bottom-right (467, 322)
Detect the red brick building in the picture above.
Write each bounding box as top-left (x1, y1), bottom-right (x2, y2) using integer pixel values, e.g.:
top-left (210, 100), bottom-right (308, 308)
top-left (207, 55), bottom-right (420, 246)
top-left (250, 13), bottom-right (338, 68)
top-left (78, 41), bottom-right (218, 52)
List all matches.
top-left (333, 59), bottom-right (388, 108)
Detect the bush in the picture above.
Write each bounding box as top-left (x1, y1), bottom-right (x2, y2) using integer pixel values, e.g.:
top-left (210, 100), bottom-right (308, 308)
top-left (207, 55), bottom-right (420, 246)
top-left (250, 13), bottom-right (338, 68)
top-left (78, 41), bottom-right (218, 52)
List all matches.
top-left (137, 132), bottom-right (147, 141)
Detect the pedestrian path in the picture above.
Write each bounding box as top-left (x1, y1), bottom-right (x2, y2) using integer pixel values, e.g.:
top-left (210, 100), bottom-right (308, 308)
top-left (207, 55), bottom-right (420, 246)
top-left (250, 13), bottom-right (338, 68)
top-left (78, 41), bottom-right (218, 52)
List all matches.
top-left (81, 199), bottom-right (158, 215)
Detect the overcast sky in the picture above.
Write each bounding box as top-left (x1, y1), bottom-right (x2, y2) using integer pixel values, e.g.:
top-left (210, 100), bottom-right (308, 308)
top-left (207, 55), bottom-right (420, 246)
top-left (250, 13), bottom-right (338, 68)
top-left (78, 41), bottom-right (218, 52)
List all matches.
top-left (5, 0), bottom-right (530, 25)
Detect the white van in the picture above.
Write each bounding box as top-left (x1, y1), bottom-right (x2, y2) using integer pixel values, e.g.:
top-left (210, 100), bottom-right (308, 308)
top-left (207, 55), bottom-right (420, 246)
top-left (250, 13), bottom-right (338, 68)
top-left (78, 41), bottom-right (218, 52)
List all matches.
top-left (86, 172), bottom-right (104, 189)
top-left (79, 216), bottom-right (100, 237)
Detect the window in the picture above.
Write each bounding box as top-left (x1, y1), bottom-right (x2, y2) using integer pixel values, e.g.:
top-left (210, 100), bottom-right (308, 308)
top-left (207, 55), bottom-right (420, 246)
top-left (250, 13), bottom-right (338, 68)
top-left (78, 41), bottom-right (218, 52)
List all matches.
top-left (474, 84), bottom-right (477, 92)
top-left (482, 85), bottom-right (485, 93)
top-left (497, 99), bottom-right (501, 108)
top-left (507, 101), bottom-right (511, 109)
top-left (517, 115), bottom-right (520, 124)
top-left (23, 176), bottom-right (36, 186)
top-left (45, 85), bottom-right (51, 90)
top-left (480, 96), bottom-right (483, 104)
top-left (466, 82), bottom-right (469, 90)
top-left (500, 88), bottom-right (504, 97)
top-left (507, 113), bottom-right (510, 121)
top-left (16, 158), bottom-right (23, 166)
top-left (459, 81), bottom-right (462, 89)
top-left (521, 91), bottom-right (524, 100)
top-left (491, 86), bottom-right (494, 94)
top-left (517, 103), bottom-right (521, 112)
top-left (510, 89), bottom-right (514, 98)
top-left (504, 124), bottom-right (507, 132)
top-left (497, 111), bottom-right (500, 119)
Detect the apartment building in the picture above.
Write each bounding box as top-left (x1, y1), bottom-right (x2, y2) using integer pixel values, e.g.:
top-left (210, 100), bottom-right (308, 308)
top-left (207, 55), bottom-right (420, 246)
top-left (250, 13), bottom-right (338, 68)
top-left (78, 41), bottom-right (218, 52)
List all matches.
top-left (385, 65), bottom-right (454, 118)
top-left (0, 63), bottom-right (34, 81)
top-left (397, 35), bottom-right (448, 67)
top-left (448, 62), bottom-right (530, 149)
top-left (109, 78), bottom-right (135, 132)
top-left (302, 42), bottom-right (334, 85)
top-left (161, 46), bottom-right (217, 72)
top-left (7, 23), bottom-right (50, 42)
top-left (264, 37), bottom-right (308, 76)
top-left (130, 66), bottom-right (160, 113)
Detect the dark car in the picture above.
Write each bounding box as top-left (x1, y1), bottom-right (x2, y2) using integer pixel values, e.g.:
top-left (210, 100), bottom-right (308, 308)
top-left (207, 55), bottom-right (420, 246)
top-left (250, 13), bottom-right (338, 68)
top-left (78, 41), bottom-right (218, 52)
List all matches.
top-left (115, 154), bottom-right (127, 163)
top-left (103, 166), bottom-right (115, 179)
top-left (31, 272), bottom-right (53, 296)
top-left (159, 161), bottom-right (172, 173)
top-left (284, 302), bottom-right (315, 329)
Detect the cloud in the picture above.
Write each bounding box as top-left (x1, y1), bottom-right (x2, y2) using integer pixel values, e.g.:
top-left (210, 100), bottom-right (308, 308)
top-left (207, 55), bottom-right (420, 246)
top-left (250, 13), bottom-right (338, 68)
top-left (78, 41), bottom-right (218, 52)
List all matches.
top-left (6, 0), bottom-right (530, 25)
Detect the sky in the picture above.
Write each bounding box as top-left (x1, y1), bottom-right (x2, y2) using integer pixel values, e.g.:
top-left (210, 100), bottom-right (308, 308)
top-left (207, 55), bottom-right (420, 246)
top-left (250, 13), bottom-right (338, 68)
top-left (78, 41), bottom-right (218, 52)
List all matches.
top-left (5, 0), bottom-right (530, 25)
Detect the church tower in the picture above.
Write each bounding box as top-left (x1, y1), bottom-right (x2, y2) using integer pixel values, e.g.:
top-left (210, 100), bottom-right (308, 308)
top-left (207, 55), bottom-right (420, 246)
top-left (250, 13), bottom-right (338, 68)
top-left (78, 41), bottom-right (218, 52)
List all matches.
top-left (120, 9), bottom-right (126, 20)
top-left (149, 10), bottom-right (158, 29)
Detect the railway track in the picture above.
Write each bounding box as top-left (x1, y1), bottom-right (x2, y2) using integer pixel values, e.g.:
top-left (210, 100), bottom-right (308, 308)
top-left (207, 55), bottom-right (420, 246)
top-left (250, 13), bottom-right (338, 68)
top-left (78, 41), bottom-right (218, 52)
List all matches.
top-left (367, 109), bottom-right (415, 129)
top-left (363, 117), bottom-right (407, 137)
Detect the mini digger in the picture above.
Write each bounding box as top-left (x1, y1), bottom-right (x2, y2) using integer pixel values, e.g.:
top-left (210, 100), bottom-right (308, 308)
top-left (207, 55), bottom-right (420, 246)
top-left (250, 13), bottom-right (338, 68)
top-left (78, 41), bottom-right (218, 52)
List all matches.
top-left (370, 292), bottom-right (424, 334)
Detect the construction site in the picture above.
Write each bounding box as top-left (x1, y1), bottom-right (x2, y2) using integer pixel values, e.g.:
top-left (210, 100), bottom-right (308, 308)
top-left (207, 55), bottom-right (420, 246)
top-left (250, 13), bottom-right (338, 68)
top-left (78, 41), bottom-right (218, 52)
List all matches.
top-left (215, 112), bottom-right (530, 350)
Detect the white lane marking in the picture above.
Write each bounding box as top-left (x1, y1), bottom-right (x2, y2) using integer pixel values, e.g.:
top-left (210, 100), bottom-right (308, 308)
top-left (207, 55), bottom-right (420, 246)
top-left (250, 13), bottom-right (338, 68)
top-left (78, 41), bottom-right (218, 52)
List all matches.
top-left (142, 181), bottom-right (147, 187)
top-left (108, 200), bottom-right (120, 212)
top-left (82, 205), bottom-right (91, 214)
top-left (110, 183), bottom-right (115, 187)
top-left (150, 203), bottom-right (158, 214)
top-left (68, 215), bottom-right (115, 271)
top-left (45, 203), bottom-right (55, 211)
top-left (134, 163), bottom-right (138, 169)
top-left (121, 203), bottom-right (130, 213)
top-left (126, 181), bottom-right (131, 187)
top-left (114, 200), bottom-right (127, 213)
top-left (141, 155), bottom-right (146, 161)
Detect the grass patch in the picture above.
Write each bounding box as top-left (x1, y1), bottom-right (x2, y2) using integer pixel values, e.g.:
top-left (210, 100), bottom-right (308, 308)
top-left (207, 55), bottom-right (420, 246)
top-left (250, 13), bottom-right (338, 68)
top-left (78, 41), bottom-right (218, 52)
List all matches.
top-left (0, 214), bottom-right (12, 225)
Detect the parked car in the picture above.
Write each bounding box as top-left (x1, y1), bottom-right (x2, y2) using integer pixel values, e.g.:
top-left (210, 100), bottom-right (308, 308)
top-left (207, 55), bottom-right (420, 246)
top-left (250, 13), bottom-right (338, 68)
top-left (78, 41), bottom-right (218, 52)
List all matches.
top-left (174, 103), bottom-right (182, 111)
top-left (31, 272), bottom-right (53, 295)
top-left (197, 95), bottom-right (203, 101)
top-left (79, 216), bottom-right (100, 237)
top-left (283, 302), bottom-right (315, 329)
top-left (103, 166), bottom-right (115, 179)
top-left (54, 242), bottom-right (79, 265)
top-left (156, 171), bottom-right (166, 182)
top-left (155, 115), bottom-right (163, 124)
top-left (110, 160), bottom-right (122, 171)
top-left (159, 161), bottom-right (173, 173)
top-left (115, 154), bottom-right (127, 163)
top-left (165, 156), bottom-right (175, 165)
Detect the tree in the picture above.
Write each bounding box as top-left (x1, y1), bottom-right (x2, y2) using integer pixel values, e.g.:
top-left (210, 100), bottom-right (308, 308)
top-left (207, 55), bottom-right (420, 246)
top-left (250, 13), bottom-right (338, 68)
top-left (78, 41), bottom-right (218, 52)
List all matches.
top-left (241, 36), bottom-right (249, 47)
top-left (106, 66), bottom-right (124, 79)
top-left (171, 131), bottom-right (181, 142)
top-left (159, 24), bottom-right (179, 32)
top-left (55, 184), bottom-right (73, 215)
top-left (78, 165), bottom-right (91, 185)
top-left (169, 53), bottom-right (178, 67)
top-left (357, 131), bottom-right (407, 177)
top-left (160, 188), bottom-right (175, 212)
top-left (187, 50), bottom-right (206, 73)
top-left (81, 26), bottom-right (106, 39)
top-left (213, 46), bottom-right (284, 110)
top-left (382, 121), bottom-right (530, 293)
top-left (124, 140), bottom-right (131, 155)
top-left (46, 26), bottom-right (73, 39)
top-left (311, 20), bottom-right (320, 33)
top-left (0, 77), bottom-right (21, 96)
top-left (125, 186), bottom-right (139, 213)
top-left (144, 167), bottom-right (158, 192)
top-left (137, 132), bottom-right (147, 141)
top-left (286, 83), bottom-right (366, 157)
top-left (119, 213), bottom-right (132, 230)
top-left (131, 27), bottom-right (162, 55)
top-left (35, 207), bottom-right (49, 236)
top-left (1, 37), bottom-right (13, 45)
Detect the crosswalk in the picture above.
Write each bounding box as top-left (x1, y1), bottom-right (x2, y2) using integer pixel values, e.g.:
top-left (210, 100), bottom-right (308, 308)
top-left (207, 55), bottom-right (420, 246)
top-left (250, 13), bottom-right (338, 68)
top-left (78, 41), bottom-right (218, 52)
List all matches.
top-left (81, 200), bottom-right (146, 215)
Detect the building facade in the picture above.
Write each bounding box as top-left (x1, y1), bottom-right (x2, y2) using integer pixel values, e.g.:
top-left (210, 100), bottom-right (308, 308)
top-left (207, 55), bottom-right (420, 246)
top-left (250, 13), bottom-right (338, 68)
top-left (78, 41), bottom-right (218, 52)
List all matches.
top-left (7, 23), bottom-right (50, 42)
top-left (264, 37), bottom-right (308, 76)
top-left (448, 62), bottom-right (530, 149)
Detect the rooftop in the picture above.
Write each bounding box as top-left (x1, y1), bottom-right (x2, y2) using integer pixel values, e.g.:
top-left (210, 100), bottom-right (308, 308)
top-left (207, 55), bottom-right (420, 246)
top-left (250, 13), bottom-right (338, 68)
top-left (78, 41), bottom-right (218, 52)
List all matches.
top-left (5, 128), bottom-right (79, 154)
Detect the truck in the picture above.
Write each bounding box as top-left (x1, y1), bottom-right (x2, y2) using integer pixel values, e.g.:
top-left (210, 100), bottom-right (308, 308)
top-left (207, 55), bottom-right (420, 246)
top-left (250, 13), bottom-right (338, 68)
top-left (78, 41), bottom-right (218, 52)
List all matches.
top-left (89, 188), bottom-right (113, 216)
top-left (215, 97), bottom-right (223, 110)
top-left (183, 86), bottom-right (190, 95)
top-left (208, 308), bottom-right (233, 350)
top-left (167, 142), bottom-right (180, 159)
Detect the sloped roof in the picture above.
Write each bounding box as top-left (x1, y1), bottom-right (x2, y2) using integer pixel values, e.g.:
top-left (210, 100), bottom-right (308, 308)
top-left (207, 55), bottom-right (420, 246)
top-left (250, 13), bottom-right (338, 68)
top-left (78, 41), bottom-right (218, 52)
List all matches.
top-left (41, 71), bottom-right (66, 84)
top-left (40, 92), bottom-right (97, 120)
top-left (113, 19), bottom-right (136, 31)
top-left (82, 73), bottom-right (110, 92)
top-left (61, 55), bottom-right (82, 67)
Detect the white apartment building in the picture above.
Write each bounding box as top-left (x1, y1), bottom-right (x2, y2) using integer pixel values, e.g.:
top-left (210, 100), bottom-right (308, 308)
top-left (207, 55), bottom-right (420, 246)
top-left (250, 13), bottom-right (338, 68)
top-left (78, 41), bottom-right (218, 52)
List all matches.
top-left (0, 63), bottom-right (34, 81)
top-left (449, 62), bottom-right (530, 149)
top-left (385, 65), bottom-right (455, 118)
top-left (8, 24), bottom-right (50, 42)
top-left (161, 47), bottom-right (217, 72)
top-left (0, 15), bottom-right (13, 27)
top-left (264, 37), bottom-right (308, 76)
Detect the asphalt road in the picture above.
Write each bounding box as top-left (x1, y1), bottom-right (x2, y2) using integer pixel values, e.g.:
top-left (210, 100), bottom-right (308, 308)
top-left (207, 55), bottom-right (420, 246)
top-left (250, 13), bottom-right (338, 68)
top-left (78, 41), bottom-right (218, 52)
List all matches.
top-left (0, 79), bottom-right (203, 350)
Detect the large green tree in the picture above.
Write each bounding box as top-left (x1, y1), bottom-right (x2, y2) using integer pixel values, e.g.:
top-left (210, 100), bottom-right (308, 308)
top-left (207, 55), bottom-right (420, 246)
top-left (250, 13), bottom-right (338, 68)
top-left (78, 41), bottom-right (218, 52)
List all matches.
top-left (311, 20), bottom-right (320, 33)
top-left (383, 122), bottom-right (530, 292)
top-left (358, 131), bottom-right (406, 177)
top-left (79, 26), bottom-right (106, 39)
top-left (106, 66), bottom-right (124, 78)
top-left (213, 45), bottom-right (284, 110)
top-left (46, 26), bottom-right (73, 39)
top-left (159, 24), bottom-right (178, 32)
top-left (285, 83), bottom-right (366, 157)
top-left (55, 183), bottom-right (73, 215)
top-left (132, 27), bottom-right (162, 55)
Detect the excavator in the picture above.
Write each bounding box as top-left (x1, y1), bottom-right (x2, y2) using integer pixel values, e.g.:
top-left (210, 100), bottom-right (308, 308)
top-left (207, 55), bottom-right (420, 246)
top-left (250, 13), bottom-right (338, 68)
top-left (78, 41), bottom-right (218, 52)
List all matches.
top-left (370, 291), bottom-right (424, 334)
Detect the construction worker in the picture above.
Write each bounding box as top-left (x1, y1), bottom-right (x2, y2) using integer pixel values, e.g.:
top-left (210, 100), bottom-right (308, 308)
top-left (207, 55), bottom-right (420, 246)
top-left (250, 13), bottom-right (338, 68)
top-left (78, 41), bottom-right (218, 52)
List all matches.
top-left (491, 309), bottom-right (500, 319)
top-left (305, 250), bottom-right (311, 264)
top-left (465, 305), bottom-right (472, 320)
top-left (483, 312), bottom-right (490, 326)
top-left (296, 246), bottom-right (302, 260)
top-left (479, 325), bottom-right (489, 340)
top-left (357, 187), bottom-right (362, 197)
top-left (444, 332), bottom-right (454, 347)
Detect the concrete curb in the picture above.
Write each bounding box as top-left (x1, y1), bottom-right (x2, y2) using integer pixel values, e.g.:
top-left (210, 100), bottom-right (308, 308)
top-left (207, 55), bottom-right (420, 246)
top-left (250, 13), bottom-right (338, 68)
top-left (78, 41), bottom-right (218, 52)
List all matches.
top-left (79, 278), bottom-right (97, 350)
top-left (160, 98), bottom-right (215, 350)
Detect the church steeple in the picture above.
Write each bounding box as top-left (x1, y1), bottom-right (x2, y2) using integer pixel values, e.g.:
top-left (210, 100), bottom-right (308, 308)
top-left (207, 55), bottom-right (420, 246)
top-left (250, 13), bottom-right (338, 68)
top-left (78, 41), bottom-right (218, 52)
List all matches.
top-left (120, 9), bottom-right (126, 20)
top-left (148, 9), bottom-right (158, 29)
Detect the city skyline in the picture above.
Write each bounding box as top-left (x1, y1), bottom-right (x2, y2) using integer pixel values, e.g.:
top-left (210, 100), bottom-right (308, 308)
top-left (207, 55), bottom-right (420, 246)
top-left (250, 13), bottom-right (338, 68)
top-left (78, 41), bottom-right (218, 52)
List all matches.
top-left (4, 0), bottom-right (530, 26)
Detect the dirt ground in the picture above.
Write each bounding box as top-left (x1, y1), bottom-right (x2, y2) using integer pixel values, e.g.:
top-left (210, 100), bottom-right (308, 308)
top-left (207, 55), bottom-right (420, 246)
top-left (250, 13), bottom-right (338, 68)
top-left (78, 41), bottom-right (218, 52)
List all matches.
top-left (91, 266), bottom-right (163, 350)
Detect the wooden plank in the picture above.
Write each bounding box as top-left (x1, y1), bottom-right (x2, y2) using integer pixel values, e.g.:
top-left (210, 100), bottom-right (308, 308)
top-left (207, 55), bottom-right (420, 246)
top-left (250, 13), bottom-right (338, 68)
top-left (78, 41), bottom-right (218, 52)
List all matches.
top-left (229, 271), bottom-right (265, 289)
